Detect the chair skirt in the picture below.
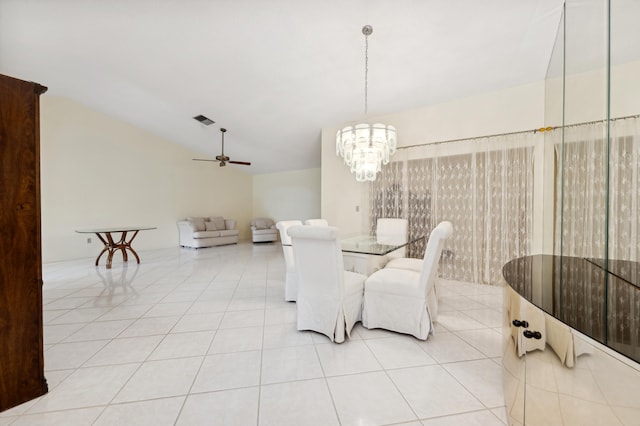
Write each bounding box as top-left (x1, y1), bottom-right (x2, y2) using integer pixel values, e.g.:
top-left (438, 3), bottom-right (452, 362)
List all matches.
top-left (362, 292), bottom-right (433, 340)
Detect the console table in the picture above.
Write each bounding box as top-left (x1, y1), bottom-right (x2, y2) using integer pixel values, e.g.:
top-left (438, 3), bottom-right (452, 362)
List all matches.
top-left (502, 255), bottom-right (640, 425)
top-left (76, 226), bottom-right (156, 269)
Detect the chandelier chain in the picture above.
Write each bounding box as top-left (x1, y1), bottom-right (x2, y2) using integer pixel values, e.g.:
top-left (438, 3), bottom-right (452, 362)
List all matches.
top-left (364, 33), bottom-right (369, 115)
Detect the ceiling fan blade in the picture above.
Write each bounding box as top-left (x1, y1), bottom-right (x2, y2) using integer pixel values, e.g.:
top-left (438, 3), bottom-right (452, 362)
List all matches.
top-left (228, 160), bottom-right (251, 166)
top-left (193, 158), bottom-right (220, 162)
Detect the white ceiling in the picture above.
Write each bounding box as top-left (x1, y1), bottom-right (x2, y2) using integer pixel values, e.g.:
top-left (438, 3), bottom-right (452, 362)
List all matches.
top-left (0, 0), bottom-right (565, 174)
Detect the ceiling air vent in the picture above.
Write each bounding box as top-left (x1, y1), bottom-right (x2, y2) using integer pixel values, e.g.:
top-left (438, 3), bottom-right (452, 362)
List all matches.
top-left (193, 114), bottom-right (215, 125)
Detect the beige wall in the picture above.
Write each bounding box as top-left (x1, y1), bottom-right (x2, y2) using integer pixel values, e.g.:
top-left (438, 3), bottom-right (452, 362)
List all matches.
top-left (322, 81), bottom-right (547, 235)
top-left (40, 96), bottom-right (253, 262)
top-left (252, 169), bottom-right (321, 224)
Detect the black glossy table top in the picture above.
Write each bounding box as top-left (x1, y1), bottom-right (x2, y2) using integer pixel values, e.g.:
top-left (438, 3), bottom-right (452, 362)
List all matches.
top-left (503, 255), bottom-right (640, 363)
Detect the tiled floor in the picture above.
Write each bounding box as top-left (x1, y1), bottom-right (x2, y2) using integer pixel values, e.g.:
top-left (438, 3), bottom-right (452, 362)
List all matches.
top-left (0, 243), bottom-right (507, 425)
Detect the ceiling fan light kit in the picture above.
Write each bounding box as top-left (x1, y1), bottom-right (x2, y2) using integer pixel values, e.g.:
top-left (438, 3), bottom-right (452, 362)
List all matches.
top-left (336, 24), bottom-right (397, 183)
top-left (192, 127), bottom-right (251, 167)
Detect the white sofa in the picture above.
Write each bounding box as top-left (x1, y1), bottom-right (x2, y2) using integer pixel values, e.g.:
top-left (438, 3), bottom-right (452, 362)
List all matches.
top-left (177, 216), bottom-right (239, 248)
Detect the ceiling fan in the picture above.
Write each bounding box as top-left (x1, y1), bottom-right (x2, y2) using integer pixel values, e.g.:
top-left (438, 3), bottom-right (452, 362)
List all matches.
top-left (193, 128), bottom-right (251, 167)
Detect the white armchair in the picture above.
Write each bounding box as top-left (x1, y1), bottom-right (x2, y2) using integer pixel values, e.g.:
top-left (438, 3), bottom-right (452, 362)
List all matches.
top-left (288, 225), bottom-right (366, 343)
top-left (376, 218), bottom-right (408, 260)
top-left (362, 221), bottom-right (453, 340)
top-left (250, 218), bottom-right (278, 243)
top-left (275, 220), bottom-right (303, 302)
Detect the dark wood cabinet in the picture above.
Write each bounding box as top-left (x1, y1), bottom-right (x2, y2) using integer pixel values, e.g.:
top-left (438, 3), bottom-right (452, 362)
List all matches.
top-left (0, 74), bottom-right (48, 412)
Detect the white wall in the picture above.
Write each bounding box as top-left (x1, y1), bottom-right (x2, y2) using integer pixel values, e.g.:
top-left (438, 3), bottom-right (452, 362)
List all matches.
top-left (40, 96), bottom-right (253, 262)
top-left (322, 81), bottom-right (547, 235)
top-left (545, 59), bottom-right (640, 125)
top-left (252, 169), bottom-right (321, 223)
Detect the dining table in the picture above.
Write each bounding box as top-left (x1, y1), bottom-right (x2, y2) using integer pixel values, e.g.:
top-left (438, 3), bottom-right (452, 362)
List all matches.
top-left (75, 226), bottom-right (156, 269)
top-left (340, 234), bottom-right (424, 275)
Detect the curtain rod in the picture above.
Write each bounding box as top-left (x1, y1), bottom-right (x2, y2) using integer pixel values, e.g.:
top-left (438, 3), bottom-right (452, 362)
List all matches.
top-left (396, 114), bottom-right (640, 150)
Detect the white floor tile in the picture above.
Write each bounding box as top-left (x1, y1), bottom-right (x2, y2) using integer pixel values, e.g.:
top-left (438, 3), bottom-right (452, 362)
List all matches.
top-left (455, 329), bottom-right (502, 358)
top-left (421, 409), bottom-right (505, 425)
top-left (261, 345), bottom-right (323, 384)
top-left (44, 340), bottom-right (109, 370)
top-left (43, 323), bottom-right (85, 344)
top-left (259, 379), bottom-right (339, 426)
top-left (93, 396), bottom-right (185, 426)
top-left (327, 371), bottom-right (417, 425)
top-left (418, 332), bottom-right (486, 363)
top-left (63, 319), bottom-right (134, 342)
top-left (219, 309), bottom-right (265, 329)
top-left (315, 340), bottom-right (382, 376)
top-left (171, 312), bottom-right (224, 333)
top-left (118, 315), bottom-right (180, 338)
top-left (365, 336), bottom-right (437, 369)
top-left (191, 351), bottom-right (261, 393)
top-left (113, 357), bottom-right (202, 402)
top-left (84, 335), bottom-right (163, 367)
top-left (148, 330), bottom-right (214, 360)
top-left (443, 359), bottom-right (505, 408)
top-left (388, 365), bottom-right (484, 419)
top-left (10, 407), bottom-right (104, 426)
top-left (262, 324), bottom-right (314, 349)
top-left (28, 363), bottom-right (139, 413)
top-left (209, 326), bottom-right (263, 353)
top-left (142, 302), bottom-right (192, 318)
top-left (176, 387), bottom-right (259, 426)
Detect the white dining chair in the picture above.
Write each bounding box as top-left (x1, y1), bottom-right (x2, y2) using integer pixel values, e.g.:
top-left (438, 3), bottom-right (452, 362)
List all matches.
top-left (362, 221), bottom-right (453, 339)
top-left (385, 221), bottom-right (452, 273)
top-left (288, 225), bottom-right (366, 343)
top-left (275, 220), bottom-right (303, 302)
top-left (376, 218), bottom-right (408, 260)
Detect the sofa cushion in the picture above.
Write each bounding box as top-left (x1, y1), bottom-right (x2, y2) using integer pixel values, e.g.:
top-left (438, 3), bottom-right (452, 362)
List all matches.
top-left (253, 228), bottom-right (277, 236)
top-left (219, 229), bottom-right (239, 237)
top-left (187, 216), bottom-right (206, 231)
top-left (209, 216), bottom-right (226, 230)
top-left (193, 230), bottom-right (221, 238)
top-left (254, 219), bottom-right (270, 229)
top-left (205, 221), bottom-right (219, 231)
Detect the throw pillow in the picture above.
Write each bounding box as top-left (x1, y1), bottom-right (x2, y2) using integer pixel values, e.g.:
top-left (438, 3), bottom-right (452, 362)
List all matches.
top-left (205, 221), bottom-right (218, 231)
top-left (210, 217), bottom-right (226, 230)
top-left (187, 216), bottom-right (206, 232)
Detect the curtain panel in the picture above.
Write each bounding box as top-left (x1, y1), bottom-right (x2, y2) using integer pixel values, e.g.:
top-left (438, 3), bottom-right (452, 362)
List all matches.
top-left (369, 133), bottom-right (536, 286)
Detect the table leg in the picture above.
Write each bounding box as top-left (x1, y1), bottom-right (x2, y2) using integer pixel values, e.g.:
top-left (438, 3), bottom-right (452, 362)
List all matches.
top-left (94, 231), bottom-right (143, 269)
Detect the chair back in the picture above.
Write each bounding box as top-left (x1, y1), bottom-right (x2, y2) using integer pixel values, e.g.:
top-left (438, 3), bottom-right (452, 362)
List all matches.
top-left (304, 219), bottom-right (329, 226)
top-left (376, 218), bottom-right (408, 258)
top-left (288, 225), bottom-right (345, 327)
top-left (418, 221), bottom-right (453, 295)
top-left (276, 220), bottom-right (303, 268)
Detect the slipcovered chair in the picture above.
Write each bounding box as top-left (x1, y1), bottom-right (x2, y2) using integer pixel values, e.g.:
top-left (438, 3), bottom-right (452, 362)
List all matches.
top-left (304, 218), bottom-right (329, 226)
top-left (275, 220), bottom-right (303, 302)
top-left (250, 217), bottom-right (278, 243)
top-left (384, 221), bottom-right (447, 273)
top-left (362, 221), bottom-right (453, 340)
top-left (288, 225), bottom-right (366, 343)
top-left (376, 218), bottom-right (408, 260)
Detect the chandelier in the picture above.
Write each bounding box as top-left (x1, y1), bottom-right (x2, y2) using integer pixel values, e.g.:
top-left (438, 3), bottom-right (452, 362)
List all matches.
top-left (336, 25), bottom-right (397, 182)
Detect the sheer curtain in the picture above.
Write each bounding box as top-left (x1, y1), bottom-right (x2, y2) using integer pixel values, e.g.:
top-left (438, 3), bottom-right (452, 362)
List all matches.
top-left (555, 116), bottom-right (640, 261)
top-left (369, 132), bottom-right (536, 286)
top-left (555, 116), bottom-right (640, 355)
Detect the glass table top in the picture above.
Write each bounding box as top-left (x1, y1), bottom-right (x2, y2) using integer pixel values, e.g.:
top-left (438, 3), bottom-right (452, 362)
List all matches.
top-left (75, 226), bottom-right (157, 234)
top-left (340, 234), bottom-right (424, 256)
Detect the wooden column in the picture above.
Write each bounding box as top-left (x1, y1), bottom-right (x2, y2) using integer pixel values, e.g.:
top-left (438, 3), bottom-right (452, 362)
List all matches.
top-left (0, 74), bottom-right (48, 411)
